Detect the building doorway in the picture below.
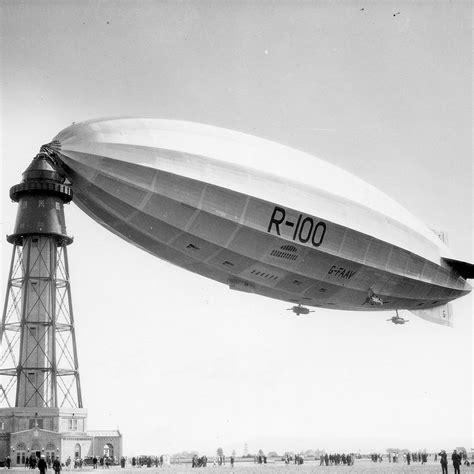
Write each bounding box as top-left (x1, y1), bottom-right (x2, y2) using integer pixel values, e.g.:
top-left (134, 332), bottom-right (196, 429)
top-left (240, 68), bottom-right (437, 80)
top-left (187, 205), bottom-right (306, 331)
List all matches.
top-left (30, 443), bottom-right (41, 460)
top-left (74, 444), bottom-right (81, 460)
top-left (45, 443), bottom-right (56, 462)
top-left (103, 444), bottom-right (113, 458)
top-left (15, 442), bottom-right (27, 466)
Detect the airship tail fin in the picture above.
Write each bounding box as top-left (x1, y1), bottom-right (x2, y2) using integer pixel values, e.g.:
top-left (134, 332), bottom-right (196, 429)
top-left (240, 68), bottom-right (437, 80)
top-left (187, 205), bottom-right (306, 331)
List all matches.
top-left (409, 303), bottom-right (453, 327)
top-left (442, 258), bottom-right (474, 279)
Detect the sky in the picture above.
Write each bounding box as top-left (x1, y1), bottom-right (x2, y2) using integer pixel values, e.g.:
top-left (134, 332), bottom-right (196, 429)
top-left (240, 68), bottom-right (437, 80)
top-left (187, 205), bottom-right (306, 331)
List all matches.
top-left (1, 0), bottom-right (472, 457)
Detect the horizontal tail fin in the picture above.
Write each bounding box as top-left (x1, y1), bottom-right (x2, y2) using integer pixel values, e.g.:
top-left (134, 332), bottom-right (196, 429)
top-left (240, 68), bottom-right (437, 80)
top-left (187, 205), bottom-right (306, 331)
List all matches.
top-left (442, 258), bottom-right (474, 279)
top-left (409, 303), bottom-right (453, 327)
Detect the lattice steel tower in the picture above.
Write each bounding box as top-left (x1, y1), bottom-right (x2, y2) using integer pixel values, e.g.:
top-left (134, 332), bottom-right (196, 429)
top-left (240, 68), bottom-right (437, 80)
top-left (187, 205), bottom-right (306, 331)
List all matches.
top-left (0, 152), bottom-right (82, 409)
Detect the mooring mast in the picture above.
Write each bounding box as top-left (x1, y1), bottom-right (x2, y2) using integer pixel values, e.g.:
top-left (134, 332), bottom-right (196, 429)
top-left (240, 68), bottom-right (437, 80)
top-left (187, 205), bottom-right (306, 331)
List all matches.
top-left (0, 150), bottom-right (122, 465)
top-left (0, 152), bottom-right (82, 409)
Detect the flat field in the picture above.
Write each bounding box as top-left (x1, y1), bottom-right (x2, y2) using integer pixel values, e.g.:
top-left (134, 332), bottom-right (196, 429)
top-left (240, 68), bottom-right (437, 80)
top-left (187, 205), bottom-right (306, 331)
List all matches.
top-left (45, 461), bottom-right (472, 474)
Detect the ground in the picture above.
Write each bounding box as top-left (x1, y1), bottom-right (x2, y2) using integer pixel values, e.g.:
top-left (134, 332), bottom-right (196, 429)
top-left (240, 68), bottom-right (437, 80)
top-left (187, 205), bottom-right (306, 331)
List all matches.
top-left (18, 460), bottom-right (470, 473)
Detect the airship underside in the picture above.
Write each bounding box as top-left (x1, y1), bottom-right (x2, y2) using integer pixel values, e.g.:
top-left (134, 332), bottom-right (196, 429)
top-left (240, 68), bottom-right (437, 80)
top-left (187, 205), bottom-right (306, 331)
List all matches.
top-left (49, 118), bottom-right (472, 326)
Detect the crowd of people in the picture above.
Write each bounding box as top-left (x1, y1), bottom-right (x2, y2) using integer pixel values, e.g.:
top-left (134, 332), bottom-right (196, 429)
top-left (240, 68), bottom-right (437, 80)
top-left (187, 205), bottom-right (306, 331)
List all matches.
top-left (367, 449), bottom-right (470, 470)
top-left (318, 453), bottom-right (355, 466)
top-left (438, 449), bottom-right (469, 474)
top-left (15, 454), bottom-right (118, 471)
top-left (283, 454), bottom-right (306, 465)
top-left (383, 451), bottom-right (429, 464)
top-left (11, 448), bottom-right (471, 471)
top-left (131, 456), bottom-right (167, 468)
top-left (191, 455), bottom-right (207, 468)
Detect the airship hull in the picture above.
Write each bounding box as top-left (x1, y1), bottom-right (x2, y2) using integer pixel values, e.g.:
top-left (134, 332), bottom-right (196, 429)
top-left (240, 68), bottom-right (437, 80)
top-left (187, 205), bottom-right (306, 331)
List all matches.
top-left (51, 118), bottom-right (471, 324)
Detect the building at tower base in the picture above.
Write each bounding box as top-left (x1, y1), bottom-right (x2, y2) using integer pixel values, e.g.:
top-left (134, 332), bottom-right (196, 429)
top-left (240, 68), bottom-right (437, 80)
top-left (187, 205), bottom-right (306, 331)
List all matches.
top-left (0, 408), bottom-right (122, 465)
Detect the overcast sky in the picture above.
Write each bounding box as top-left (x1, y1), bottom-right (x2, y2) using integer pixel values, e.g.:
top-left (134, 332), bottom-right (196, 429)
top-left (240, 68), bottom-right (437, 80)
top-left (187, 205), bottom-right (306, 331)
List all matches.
top-left (1, 0), bottom-right (472, 456)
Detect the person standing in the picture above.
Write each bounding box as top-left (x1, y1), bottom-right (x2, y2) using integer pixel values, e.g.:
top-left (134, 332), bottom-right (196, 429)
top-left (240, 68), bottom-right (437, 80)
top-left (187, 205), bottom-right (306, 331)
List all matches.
top-left (52, 458), bottom-right (61, 474)
top-left (452, 449), bottom-right (461, 474)
top-left (38, 456), bottom-right (47, 474)
top-left (439, 450), bottom-right (448, 474)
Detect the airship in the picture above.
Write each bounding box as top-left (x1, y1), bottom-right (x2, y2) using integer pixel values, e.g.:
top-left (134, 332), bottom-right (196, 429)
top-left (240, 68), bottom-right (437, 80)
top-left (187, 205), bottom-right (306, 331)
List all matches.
top-left (44, 117), bottom-right (472, 326)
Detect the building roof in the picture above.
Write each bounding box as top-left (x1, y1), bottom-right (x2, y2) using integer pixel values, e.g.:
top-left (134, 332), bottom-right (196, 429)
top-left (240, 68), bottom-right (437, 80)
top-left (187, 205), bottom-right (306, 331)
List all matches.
top-left (87, 430), bottom-right (121, 437)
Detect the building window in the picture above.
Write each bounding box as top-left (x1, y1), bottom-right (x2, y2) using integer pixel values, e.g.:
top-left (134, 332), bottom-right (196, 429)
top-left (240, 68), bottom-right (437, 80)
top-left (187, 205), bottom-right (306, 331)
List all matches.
top-left (27, 372), bottom-right (37, 385)
top-left (68, 418), bottom-right (78, 431)
top-left (0, 422), bottom-right (4, 430)
top-left (29, 419), bottom-right (43, 429)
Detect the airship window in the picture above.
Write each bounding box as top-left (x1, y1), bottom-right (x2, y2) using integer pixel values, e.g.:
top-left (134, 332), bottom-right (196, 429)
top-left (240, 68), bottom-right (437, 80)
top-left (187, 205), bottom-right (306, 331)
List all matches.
top-left (32, 238), bottom-right (39, 247)
top-left (222, 261), bottom-right (234, 267)
top-left (293, 280), bottom-right (302, 286)
top-left (432, 300), bottom-right (439, 305)
top-left (186, 243), bottom-right (200, 251)
top-left (416, 302), bottom-right (424, 306)
top-left (281, 245), bottom-right (297, 252)
top-left (319, 288), bottom-right (327, 292)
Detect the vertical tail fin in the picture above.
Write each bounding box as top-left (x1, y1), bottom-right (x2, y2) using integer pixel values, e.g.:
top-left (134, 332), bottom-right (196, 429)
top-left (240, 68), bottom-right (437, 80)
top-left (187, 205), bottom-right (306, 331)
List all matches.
top-left (442, 258), bottom-right (474, 279)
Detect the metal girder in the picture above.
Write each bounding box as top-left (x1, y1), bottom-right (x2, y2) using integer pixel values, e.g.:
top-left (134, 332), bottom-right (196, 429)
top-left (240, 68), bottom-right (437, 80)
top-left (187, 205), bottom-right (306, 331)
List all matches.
top-left (0, 240), bottom-right (83, 408)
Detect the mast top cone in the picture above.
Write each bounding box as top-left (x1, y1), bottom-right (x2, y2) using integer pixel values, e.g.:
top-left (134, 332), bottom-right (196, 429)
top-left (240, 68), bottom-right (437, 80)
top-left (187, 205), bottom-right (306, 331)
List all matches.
top-left (7, 153), bottom-right (73, 245)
